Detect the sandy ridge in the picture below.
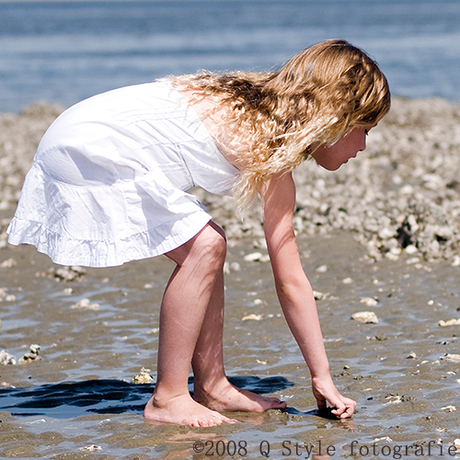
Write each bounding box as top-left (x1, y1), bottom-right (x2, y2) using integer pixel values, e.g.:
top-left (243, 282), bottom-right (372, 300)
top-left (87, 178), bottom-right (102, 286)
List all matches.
top-left (1, 97), bottom-right (460, 264)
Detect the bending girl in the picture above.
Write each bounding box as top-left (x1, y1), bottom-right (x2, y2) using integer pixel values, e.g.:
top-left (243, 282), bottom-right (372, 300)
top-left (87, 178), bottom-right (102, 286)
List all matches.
top-left (8, 39), bottom-right (391, 427)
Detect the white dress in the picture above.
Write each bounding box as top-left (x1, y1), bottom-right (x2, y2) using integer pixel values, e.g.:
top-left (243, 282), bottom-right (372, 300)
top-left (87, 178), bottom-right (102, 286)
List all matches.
top-left (7, 80), bottom-right (239, 267)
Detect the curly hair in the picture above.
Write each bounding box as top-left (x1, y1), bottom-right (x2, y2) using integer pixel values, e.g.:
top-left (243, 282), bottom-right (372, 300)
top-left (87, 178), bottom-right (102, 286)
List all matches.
top-left (171, 39), bottom-right (391, 215)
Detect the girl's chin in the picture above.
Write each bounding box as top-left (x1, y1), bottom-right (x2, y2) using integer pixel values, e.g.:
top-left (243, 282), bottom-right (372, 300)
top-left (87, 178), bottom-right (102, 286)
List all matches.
top-left (319, 163), bottom-right (341, 171)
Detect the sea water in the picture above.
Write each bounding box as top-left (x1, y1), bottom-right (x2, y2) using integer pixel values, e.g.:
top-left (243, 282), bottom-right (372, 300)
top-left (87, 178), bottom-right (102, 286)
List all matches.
top-left (0, 0), bottom-right (459, 113)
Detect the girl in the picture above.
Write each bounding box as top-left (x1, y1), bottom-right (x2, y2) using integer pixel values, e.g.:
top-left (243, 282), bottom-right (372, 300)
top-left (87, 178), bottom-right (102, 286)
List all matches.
top-left (8, 39), bottom-right (391, 427)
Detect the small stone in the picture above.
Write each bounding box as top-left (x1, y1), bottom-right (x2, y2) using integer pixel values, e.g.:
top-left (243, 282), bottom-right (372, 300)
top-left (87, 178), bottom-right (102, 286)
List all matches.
top-left (18, 344), bottom-right (41, 364)
top-left (342, 277), bottom-right (353, 284)
top-left (400, 184), bottom-right (414, 195)
top-left (352, 311), bottom-right (379, 324)
top-left (407, 352), bottom-right (417, 359)
top-left (313, 290), bottom-right (326, 300)
top-left (441, 405), bottom-right (456, 412)
top-left (374, 436), bottom-right (393, 443)
top-left (80, 445), bottom-right (102, 452)
top-left (404, 245), bottom-right (418, 255)
top-left (316, 264), bottom-right (328, 273)
top-left (360, 297), bottom-right (378, 307)
top-left (244, 252), bottom-right (263, 262)
top-left (230, 261), bottom-right (241, 271)
top-left (71, 298), bottom-right (99, 310)
top-left (378, 227), bottom-right (394, 240)
top-left (0, 258), bottom-right (17, 268)
top-left (406, 257), bottom-right (421, 265)
top-left (242, 314), bottom-right (262, 321)
top-left (440, 353), bottom-right (460, 363)
top-left (133, 367), bottom-right (153, 384)
top-left (452, 439), bottom-right (460, 453)
top-left (439, 318), bottom-right (460, 327)
top-left (49, 266), bottom-right (87, 282)
top-left (0, 350), bottom-right (16, 365)
top-left (385, 395), bottom-right (402, 404)
top-left (385, 251), bottom-right (400, 261)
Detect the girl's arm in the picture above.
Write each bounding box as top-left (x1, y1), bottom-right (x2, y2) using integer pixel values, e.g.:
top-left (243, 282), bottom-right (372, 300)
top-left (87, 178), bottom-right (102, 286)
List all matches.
top-left (261, 172), bottom-right (356, 418)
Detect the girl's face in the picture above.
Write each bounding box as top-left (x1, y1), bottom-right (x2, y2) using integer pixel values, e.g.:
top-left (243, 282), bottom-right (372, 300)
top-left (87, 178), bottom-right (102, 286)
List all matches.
top-left (311, 126), bottom-right (372, 171)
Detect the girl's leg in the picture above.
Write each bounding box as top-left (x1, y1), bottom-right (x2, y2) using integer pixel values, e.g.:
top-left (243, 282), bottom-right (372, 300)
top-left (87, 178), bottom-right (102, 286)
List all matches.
top-left (144, 221), bottom-right (286, 427)
top-left (190, 226), bottom-right (287, 413)
top-left (144, 223), bottom-right (236, 427)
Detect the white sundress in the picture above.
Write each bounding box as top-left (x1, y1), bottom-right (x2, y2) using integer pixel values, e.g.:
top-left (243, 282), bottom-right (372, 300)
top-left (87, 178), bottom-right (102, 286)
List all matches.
top-left (7, 80), bottom-right (239, 268)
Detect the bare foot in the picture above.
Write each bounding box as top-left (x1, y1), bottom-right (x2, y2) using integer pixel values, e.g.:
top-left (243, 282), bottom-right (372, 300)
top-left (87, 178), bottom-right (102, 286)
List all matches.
top-left (144, 393), bottom-right (238, 427)
top-left (194, 379), bottom-right (287, 413)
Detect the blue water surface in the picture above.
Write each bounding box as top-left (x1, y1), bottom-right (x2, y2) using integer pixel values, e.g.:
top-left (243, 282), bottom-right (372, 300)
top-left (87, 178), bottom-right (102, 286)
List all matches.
top-left (0, 0), bottom-right (459, 113)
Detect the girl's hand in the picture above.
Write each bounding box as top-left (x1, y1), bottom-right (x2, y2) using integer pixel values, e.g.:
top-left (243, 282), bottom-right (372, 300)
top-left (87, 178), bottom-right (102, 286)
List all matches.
top-left (311, 375), bottom-right (356, 419)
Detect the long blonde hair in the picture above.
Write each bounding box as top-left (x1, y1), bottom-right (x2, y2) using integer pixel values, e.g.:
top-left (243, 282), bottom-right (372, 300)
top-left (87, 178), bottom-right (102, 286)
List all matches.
top-left (172, 39), bottom-right (391, 214)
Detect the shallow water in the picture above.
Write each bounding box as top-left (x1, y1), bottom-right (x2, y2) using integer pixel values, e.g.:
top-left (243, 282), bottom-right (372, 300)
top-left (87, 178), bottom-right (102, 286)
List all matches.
top-left (1, 231), bottom-right (459, 458)
top-left (1, 0), bottom-right (460, 113)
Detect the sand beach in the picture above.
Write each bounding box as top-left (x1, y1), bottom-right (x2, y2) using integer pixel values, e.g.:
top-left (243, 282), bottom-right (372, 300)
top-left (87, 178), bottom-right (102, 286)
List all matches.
top-left (0, 97), bottom-right (460, 458)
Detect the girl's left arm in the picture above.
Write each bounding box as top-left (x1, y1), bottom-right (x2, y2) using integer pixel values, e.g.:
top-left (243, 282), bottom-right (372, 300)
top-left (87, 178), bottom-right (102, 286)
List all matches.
top-left (261, 172), bottom-right (356, 418)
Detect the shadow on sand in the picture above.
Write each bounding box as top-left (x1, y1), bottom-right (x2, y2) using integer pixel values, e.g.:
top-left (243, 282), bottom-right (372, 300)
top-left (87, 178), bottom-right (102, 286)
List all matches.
top-left (0, 375), bottom-right (295, 419)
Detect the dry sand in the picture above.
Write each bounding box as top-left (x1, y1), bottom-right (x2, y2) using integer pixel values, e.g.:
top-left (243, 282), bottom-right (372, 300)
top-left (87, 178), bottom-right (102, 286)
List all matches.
top-left (0, 98), bottom-right (460, 458)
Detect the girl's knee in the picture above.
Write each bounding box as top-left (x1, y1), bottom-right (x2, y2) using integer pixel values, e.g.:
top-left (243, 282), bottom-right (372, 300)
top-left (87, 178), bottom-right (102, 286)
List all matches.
top-left (166, 222), bottom-right (227, 268)
top-left (198, 224), bottom-right (227, 265)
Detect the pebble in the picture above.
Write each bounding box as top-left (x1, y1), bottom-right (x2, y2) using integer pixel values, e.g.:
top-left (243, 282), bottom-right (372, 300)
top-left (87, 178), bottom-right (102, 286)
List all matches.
top-left (439, 318), bottom-right (460, 327)
top-left (0, 350), bottom-right (16, 365)
top-left (133, 367), bottom-right (153, 384)
top-left (80, 445), bottom-right (103, 452)
top-left (360, 297), bottom-right (378, 307)
top-left (242, 314), bottom-right (262, 321)
top-left (352, 311), bottom-right (379, 324)
top-left (243, 252), bottom-right (269, 262)
top-left (71, 298), bottom-right (100, 310)
top-left (374, 436), bottom-right (393, 443)
top-left (385, 395), bottom-right (402, 404)
top-left (404, 245), bottom-right (418, 255)
top-left (440, 353), bottom-right (460, 363)
top-left (313, 290), bottom-right (326, 300)
top-left (19, 344), bottom-right (41, 364)
top-left (0, 258), bottom-right (17, 268)
top-left (38, 266), bottom-right (87, 282)
top-left (441, 405), bottom-right (456, 412)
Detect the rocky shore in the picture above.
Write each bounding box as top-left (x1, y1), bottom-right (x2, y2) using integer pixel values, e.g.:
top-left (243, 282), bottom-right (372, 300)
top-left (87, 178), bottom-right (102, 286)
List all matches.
top-left (1, 97), bottom-right (460, 264)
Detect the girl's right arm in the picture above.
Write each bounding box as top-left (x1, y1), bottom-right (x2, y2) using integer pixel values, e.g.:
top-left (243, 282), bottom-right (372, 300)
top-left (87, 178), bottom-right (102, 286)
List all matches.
top-left (261, 172), bottom-right (356, 418)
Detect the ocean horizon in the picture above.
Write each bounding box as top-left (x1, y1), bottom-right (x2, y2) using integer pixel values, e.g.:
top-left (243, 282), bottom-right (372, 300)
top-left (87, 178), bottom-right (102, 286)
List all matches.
top-left (1, 0), bottom-right (459, 113)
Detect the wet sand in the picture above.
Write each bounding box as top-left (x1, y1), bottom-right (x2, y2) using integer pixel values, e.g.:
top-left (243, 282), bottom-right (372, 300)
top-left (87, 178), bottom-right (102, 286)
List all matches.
top-left (1, 98), bottom-right (460, 458)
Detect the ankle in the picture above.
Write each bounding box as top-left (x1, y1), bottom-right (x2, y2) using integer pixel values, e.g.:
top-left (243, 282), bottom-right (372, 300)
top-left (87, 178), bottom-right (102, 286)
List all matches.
top-left (151, 386), bottom-right (190, 408)
top-left (193, 375), bottom-right (230, 399)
